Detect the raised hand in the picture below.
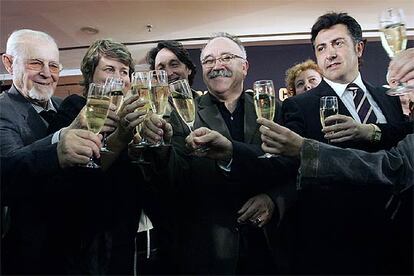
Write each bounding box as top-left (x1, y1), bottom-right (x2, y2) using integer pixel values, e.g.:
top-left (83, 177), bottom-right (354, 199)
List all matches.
top-left (185, 127), bottom-right (232, 161)
top-left (322, 114), bottom-right (373, 143)
top-left (141, 113), bottom-right (173, 145)
top-left (115, 94), bottom-right (148, 143)
top-left (258, 117), bottom-right (304, 157)
top-left (57, 129), bottom-right (102, 168)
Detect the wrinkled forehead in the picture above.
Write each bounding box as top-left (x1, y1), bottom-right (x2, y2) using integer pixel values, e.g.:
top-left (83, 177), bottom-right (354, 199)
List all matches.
top-left (314, 24), bottom-right (351, 47)
top-left (201, 37), bottom-right (244, 59)
top-left (155, 48), bottom-right (179, 66)
top-left (20, 39), bottom-right (59, 62)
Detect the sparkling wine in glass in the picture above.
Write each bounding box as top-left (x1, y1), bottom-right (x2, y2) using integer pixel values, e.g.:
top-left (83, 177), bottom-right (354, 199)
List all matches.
top-left (320, 96), bottom-right (338, 140)
top-left (131, 71), bottom-right (153, 149)
top-left (149, 70), bottom-right (170, 147)
top-left (170, 79), bottom-right (195, 131)
top-left (170, 79), bottom-right (208, 153)
top-left (107, 77), bottom-right (125, 113)
top-left (84, 83), bottom-right (111, 168)
top-left (379, 8), bottom-right (413, 96)
top-left (253, 80), bottom-right (276, 158)
top-left (100, 77), bottom-right (125, 152)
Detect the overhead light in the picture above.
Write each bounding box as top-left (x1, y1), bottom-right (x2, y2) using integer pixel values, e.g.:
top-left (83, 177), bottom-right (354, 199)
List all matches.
top-left (80, 26), bottom-right (99, 35)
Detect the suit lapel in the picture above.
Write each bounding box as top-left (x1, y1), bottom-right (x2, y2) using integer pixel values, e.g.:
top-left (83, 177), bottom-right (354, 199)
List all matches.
top-left (364, 81), bottom-right (398, 122)
top-left (197, 93), bottom-right (232, 140)
top-left (244, 93), bottom-right (259, 143)
top-left (315, 80), bottom-right (352, 118)
top-left (8, 86), bottom-right (48, 140)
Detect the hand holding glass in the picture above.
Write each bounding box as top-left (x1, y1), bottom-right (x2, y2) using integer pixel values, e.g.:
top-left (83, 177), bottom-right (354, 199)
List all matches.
top-left (170, 79), bottom-right (208, 153)
top-left (100, 77), bottom-right (125, 152)
top-left (149, 70), bottom-right (170, 147)
top-left (131, 71), bottom-right (152, 148)
top-left (379, 8), bottom-right (413, 95)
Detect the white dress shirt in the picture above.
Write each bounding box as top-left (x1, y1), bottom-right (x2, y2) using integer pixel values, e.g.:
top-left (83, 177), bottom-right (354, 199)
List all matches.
top-left (324, 73), bottom-right (387, 124)
top-left (32, 99), bottom-right (61, 144)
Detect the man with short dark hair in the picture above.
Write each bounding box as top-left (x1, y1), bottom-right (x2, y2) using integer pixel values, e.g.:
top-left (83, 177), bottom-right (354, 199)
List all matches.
top-left (279, 12), bottom-right (411, 274)
top-left (147, 40), bottom-right (197, 85)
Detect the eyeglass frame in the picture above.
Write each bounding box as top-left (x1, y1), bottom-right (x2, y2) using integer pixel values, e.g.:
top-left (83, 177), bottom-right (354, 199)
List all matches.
top-left (201, 53), bottom-right (245, 68)
top-left (26, 58), bottom-right (63, 74)
top-left (4, 54), bottom-right (63, 74)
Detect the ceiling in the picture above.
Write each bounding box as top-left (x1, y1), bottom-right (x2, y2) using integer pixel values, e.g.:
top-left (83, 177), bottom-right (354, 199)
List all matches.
top-left (1, 0), bottom-right (414, 78)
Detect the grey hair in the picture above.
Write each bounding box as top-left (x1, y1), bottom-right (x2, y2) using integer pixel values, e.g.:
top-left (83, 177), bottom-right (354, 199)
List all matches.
top-left (200, 32), bottom-right (247, 61)
top-left (6, 29), bottom-right (58, 60)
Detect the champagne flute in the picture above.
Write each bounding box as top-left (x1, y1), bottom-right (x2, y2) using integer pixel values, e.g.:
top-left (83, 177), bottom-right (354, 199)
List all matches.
top-left (170, 79), bottom-right (195, 132)
top-left (107, 77), bottom-right (125, 113)
top-left (253, 80), bottom-right (276, 158)
top-left (320, 96), bottom-right (338, 141)
top-left (170, 79), bottom-right (208, 153)
top-left (149, 70), bottom-right (170, 147)
top-left (84, 83), bottom-right (111, 168)
top-left (130, 71), bottom-right (152, 148)
top-left (130, 71), bottom-right (153, 165)
top-left (100, 77), bottom-right (125, 152)
top-left (379, 8), bottom-right (414, 96)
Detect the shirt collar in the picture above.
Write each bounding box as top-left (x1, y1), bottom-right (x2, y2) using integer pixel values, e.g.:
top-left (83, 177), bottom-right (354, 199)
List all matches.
top-left (324, 72), bottom-right (367, 96)
top-left (31, 99), bottom-right (57, 114)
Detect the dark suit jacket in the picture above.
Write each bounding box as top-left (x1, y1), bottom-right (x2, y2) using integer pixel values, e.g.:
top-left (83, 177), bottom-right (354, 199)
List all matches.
top-left (0, 87), bottom-right (117, 275)
top-left (46, 93), bottom-right (154, 275)
top-left (161, 92), bottom-right (295, 274)
top-left (0, 86), bottom-right (77, 274)
top-left (281, 79), bottom-right (411, 274)
top-left (0, 85), bottom-right (62, 200)
top-left (282, 79), bottom-right (410, 151)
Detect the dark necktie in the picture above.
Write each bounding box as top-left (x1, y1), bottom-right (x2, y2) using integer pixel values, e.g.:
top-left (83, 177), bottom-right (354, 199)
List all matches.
top-left (347, 83), bottom-right (377, 124)
top-left (39, 109), bottom-right (57, 125)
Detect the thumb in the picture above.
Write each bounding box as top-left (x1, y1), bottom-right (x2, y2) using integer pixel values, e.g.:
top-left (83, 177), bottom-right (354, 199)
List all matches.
top-left (193, 130), bottom-right (218, 145)
top-left (192, 127), bottom-right (211, 137)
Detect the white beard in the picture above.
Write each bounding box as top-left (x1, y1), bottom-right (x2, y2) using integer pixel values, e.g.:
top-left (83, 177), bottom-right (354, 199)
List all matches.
top-left (27, 85), bottom-right (54, 102)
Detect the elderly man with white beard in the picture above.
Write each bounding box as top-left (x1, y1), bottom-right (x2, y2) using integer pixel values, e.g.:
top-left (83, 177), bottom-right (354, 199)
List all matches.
top-left (0, 29), bottom-right (103, 274)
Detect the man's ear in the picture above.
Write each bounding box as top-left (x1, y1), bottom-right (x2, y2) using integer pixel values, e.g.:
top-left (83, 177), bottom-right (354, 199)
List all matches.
top-left (356, 40), bottom-right (364, 58)
top-left (2, 54), bottom-right (14, 74)
top-left (242, 60), bottom-right (249, 77)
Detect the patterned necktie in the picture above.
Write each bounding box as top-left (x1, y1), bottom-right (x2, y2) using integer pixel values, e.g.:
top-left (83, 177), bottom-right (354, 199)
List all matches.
top-left (39, 109), bottom-right (57, 125)
top-left (347, 83), bottom-right (377, 124)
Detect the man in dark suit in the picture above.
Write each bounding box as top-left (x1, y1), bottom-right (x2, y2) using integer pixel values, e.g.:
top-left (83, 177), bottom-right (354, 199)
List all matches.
top-left (0, 29), bottom-right (102, 274)
top-left (140, 33), bottom-right (295, 274)
top-left (278, 12), bottom-right (411, 274)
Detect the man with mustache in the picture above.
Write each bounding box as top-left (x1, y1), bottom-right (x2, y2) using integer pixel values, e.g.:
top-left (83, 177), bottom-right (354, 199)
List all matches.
top-left (277, 12), bottom-right (412, 274)
top-left (141, 33), bottom-right (294, 274)
top-left (0, 29), bottom-right (102, 274)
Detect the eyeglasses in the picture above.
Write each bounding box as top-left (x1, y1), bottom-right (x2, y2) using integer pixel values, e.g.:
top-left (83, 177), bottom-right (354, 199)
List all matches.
top-left (25, 58), bottom-right (63, 74)
top-left (201, 53), bottom-right (245, 68)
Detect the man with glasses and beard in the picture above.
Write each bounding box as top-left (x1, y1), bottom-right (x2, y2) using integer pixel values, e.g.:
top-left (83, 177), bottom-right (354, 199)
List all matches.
top-left (141, 33), bottom-right (295, 274)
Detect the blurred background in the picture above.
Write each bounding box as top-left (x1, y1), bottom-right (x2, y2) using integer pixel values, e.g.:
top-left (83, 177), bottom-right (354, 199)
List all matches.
top-left (1, 0), bottom-right (413, 97)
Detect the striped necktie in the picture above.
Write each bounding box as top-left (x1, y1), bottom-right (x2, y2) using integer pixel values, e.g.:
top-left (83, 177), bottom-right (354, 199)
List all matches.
top-left (347, 83), bottom-right (377, 124)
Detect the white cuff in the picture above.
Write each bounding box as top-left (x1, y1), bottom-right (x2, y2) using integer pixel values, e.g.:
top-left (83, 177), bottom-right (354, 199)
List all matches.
top-left (51, 129), bottom-right (62, 144)
top-left (218, 158), bottom-right (233, 172)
